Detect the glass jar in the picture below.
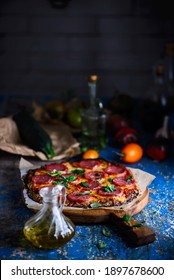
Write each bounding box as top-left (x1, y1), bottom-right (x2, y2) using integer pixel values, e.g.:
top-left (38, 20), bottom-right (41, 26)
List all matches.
top-left (23, 185), bottom-right (75, 249)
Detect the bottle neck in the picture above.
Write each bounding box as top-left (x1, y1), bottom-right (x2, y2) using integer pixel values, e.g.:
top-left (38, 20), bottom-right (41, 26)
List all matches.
top-left (155, 74), bottom-right (165, 85)
top-left (88, 81), bottom-right (97, 107)
top-left (40, 186), bottom-right (65, 210)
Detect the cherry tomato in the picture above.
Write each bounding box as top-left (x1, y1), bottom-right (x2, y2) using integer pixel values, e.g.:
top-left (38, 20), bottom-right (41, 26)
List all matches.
top-left (146, 137), bottom-right (170, 161)
top-left (120, 143), bottom-right (143, 163)
top-left (82, 149), bottom-right (99, 159)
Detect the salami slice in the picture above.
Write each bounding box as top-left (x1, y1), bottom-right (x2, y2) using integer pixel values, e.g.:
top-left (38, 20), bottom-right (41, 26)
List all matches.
top-left (79, 180), bottom-right (101, 190)
top-left (31, 174), bottom-right (53, 184)
top-left (84, 171), bottom-right (105, 180)
top-left (67, 191), bottom-right (92, 203)
top-left (98, 187), bottom-right (123, 196)
top-left (113, 176), bottom-right (135, 187)
top-left (104, 164), bottom-right (126, 176)
top-left (45, 163), bottom-right (68, 172)
top-left (79, 159), bottom-right (100, 169)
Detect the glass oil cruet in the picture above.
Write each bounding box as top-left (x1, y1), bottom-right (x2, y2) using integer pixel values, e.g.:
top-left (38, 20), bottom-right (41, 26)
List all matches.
top-left (23, 185), bottom-right (75, 249)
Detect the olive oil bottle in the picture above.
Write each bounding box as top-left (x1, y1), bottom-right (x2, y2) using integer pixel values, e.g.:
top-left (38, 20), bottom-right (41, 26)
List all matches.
top-left (23, 185), bottom-right (75, 249)
top-left (81, 75), bottom-right (107, 151)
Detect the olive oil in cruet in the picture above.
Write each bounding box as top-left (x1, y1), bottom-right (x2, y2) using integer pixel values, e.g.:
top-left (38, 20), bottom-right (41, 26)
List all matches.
top-left (23, 185), bottom-right (75, 249)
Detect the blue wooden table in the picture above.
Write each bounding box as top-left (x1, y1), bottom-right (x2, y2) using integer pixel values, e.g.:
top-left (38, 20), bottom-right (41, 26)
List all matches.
top-left (0, 146), bottom-right (173, 260)
top-left (0, 94), bottom-right (174, 260)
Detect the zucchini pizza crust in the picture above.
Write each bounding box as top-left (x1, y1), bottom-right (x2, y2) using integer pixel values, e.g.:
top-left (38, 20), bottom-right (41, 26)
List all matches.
top-left (19, 158), bottom-right (155, 223)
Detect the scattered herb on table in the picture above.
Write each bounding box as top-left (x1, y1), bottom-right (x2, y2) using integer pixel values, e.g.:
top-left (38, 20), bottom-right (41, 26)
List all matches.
top-left (123, 213), bottom-right (131, 222)
top-left (97, 240), bottom-right (106, 249)
top-left (132, 223), bottom-right (142, 227)
top-left (102, 226), bottom-right (112, 237)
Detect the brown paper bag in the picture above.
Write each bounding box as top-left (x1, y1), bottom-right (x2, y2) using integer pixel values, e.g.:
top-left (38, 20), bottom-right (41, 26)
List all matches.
top-left (0, 117), bottom-right (81, 160)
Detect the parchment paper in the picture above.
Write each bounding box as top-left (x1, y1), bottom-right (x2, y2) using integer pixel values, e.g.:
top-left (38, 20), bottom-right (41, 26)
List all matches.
top-left (19, 158), bottom-right (156, 212)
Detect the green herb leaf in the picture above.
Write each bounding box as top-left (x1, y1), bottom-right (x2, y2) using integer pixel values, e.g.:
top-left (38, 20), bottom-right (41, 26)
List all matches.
top-left (81, 182), bottom-right (89, 188)
top-left (103, 185), bottom-right (116, 193)
top-left (90, 202), bottom-right (102, 208)
top-left (108, 178), bottom-right (113, 183)
top-left (53, 179), bottom-right (66, 186)
top-left (126, 175), bottom-right (133, 182)
top-left (61, 175), bottom-right (76, 182)
top-left (132, 223), bottom-right (142, 227)
top-left (70, 168), bottom-right (85, 175)
top-left (97, 240), bottom-right (106, 249)
top-left (48, 170), bottom-right (62, 177)
top-left (53, 174), bottom-right (76, 187)
top-left (123, 213), bottom-right (131, 222)
top-left (76, 191), bottom-right (91, 196)
top-left (102, 226), bottom-right (112, 237)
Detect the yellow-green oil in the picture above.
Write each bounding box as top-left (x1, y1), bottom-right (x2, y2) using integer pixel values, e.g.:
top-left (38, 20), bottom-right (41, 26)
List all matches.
top-left (23, 223), bottom-right (75, 249)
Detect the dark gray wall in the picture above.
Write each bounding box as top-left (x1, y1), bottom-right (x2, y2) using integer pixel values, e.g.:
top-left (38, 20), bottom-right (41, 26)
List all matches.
top-left (0, 0), bottom-right (174, 99)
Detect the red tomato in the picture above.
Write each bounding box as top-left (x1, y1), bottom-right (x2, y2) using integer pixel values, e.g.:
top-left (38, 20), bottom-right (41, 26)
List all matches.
top-left (114, 127), bottom-right (140, 147)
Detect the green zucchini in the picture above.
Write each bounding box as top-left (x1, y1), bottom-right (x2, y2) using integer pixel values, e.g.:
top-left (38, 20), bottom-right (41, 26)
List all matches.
top-left (13, 110), bottom-right (56, 159)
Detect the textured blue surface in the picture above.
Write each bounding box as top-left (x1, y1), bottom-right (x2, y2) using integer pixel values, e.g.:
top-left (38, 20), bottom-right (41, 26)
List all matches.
top-left (0, 147), bottom-right (174, 260)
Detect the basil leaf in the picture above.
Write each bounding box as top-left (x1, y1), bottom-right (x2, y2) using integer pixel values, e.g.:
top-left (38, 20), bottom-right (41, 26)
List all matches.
top-left (76, 191), bottom-right (91, 196)
top-left (102, 226), bottom-right (112, 237)
top-left (70, 168), bottom-right (85, 175)
top-left (108, 178), bottom-right (113, 183)
top-left (61, 175), bottom-right (76, 182)
top-left (123, 213), bottom-right (131, 222)
top-left (81, 182), bottom-right (89, 188)
top-left (53, 179), bottom-right (65, 185)
top-left (48, 170), bottom-right (62, 177)
top-left (132, 223), bottom-right (142, 227)
top-left (90, 202), bottom-right (102, 208)
top-left (126, 175), bottom-right (133, 182)
top-left (103, 185), bottom-right (116, 192)
top-left (97, 240), bottom-right (106, 249)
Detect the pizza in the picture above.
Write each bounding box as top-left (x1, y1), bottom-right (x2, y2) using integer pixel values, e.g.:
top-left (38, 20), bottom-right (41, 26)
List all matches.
top-left (23, 158), bottom-right (141, 209)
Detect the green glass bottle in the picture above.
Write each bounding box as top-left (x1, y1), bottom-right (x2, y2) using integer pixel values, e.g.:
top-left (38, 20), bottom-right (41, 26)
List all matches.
top-left (81, 75), bottom-right (107, 151)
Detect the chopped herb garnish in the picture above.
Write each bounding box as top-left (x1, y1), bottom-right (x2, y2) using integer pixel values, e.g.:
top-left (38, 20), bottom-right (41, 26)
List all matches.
top-left (102, 226), bottom-right (112, 237)
top-left (76, 191), bottom-right (91, 196)
top-left (108, 178), bottom-right (113, 183)
top-left (81, 182), bottom-right (89, 188)
top-left (53, 175), bottom-right (76, 187)
top-left (97, 240), bottom-right (106, 249)
top-left (70, 168), bottom-right (85, 175)
top-left (61, 175), bottom-right (76, 181)
top-left (48, 170), bottom-right (62, 177)
top-left (132, 223), bottom-right (142, 227)
top-left (123, 213), bottom-right (131, 222)
top-left (103, 185), bottom-right (116, 193)
top-left (90, 202), bottom-right (102, 208)
top-left (126, 175), bottom-right (133, 182)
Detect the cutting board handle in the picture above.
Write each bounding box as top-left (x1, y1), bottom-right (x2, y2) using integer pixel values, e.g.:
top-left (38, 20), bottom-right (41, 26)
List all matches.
top-left (110, 213), bottom-right (156, 246)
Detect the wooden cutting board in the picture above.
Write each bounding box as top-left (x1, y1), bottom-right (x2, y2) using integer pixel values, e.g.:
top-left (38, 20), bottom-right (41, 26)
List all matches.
top-left (63, 186), bottom-right (149, 224)
top-left (63, 187), bottom-right (156, 246)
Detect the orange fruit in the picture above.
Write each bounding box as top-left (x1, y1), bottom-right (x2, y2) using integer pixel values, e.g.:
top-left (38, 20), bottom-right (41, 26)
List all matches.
top-left (120, 143), bottom-right (143, 163)
top-left (82, 149), bottom-right (99, 159)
